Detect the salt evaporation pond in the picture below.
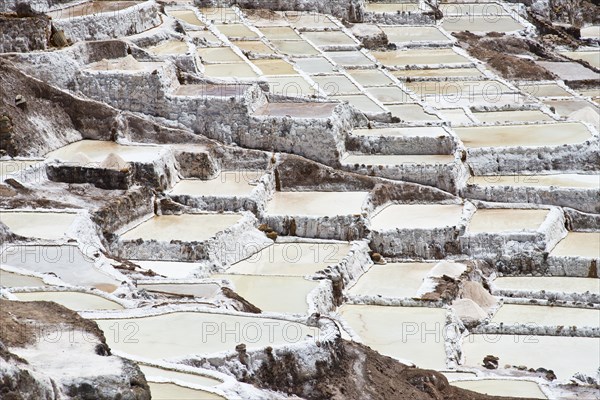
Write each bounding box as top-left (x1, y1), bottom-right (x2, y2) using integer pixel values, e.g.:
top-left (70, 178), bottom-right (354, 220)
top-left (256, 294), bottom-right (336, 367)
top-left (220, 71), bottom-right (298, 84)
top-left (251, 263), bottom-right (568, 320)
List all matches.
top-left (214, 274), bottom-right (318, 314)
top-left (227, 242), bottom-right (352, 276)
top-left (147, 41), bottom-right (189, 56)
top-left (381, 26), bottom-right (450, 43)
top-left (120, 214), bottom-right (242, 242)
top-left (491, 304), bottom-right (600, 328)
top-left (372, 48), bottom-right (470, 67)
top-left (468, 174), bottom-right (599, 189)
top-left (139, 364), bottom-right (221, 387)
top-left (265, 192), bottom-right (367, 216)
top-left (441, 15), bottom-right (524, 33)
top-left (95, 312), bottom-right (320, 359)
top-left (303, 31), bottom-right (357, 47)
top-left (453, 380), bottom-right (546, 399)
top-left (170, 171), bottom-right (263, 197)
top-left (493, 276), bottom-right (600, 295)
top-left (13, 291), bottom-right (123, 311)
top-left (394, 68), bottom-right (483, 78)
top-left (348, 263), bottom-right (434, 298)
top-left (343, 154), bottom-right (455, 166)
top-left (467, 209), bottom-right (549, 233)
top-left (371, 204), bottom-right (464, 231)
top-left (550, 232), bottom-right (600, 258)
top-left (348, 69), bottom-right (395, 87)
top-left (463, 335), bottom-right (599, 379)
top-left (0, 212), bottom-right (77, 240)
top-left (339, 304), bottom-right (448, 370)
top-left (215, 23), bottom-right (258, 38)
top-left (138, 283), bottom-right (221, 298)
top-left (46, 140), bottom-right (162, 164)
top-left (148, 383), bottom-right (224, 400)
top-left (0, 270), bottom-right (46, 288)
top-left (47, 1), bottom-right (141, 19)
top-left (472, 110), bottom-right (552, 123)
top-left (167, 10), bottom-right (205, 26)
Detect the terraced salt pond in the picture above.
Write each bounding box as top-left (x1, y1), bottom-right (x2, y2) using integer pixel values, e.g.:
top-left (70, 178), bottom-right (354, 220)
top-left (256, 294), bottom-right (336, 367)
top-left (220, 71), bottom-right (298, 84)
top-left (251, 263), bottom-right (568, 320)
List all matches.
top-left (47, 140), bottom-right (162, 164)
top-left (0, 270), bottom-right (46, 288)
top-left (214, 274), bottom-right (319, 314)
top-left (343, 154), bottom-right (455, 166)
top-left (120, 214), bottom-right (242, 242)
top-left (441, 15), bottom-right (524, 33)
top-left (13, 291), bottom-right (123, 311)
top-left (47, 1), bottom-right (141, 19)
top-left (472, 110), bottom-right (552, 123)
top-left (227, 242), bottom-right (351, 276)
top-left (462, 335), bottom-right (599, 379)
top-left (147, 41), bottom-right (189, 56)
top-left (95, 312), bottom-right (320, 358)
top-left (381, 26), bottom-right (450, 44)
top-left (348, 69), bottom-right (395, 87)
top-left (373, 48), bottom-right (470, 67)
top-left (0, 212), bottom-right (77, 240)
top-left (493, 276), bottom-right (600, 295)
top-left (134, 260), bottom-right (201, 279)
top-left (169, 171), bottom-right (263, 197)
top-left (467, 209), bottom-right (549, 233)
top-left (1, 245), bottom-right (120, 292)
top-left (370, 204), bottom-right (464, 231)
top-left (452, 380), bottom-right (546, 399)
top-left (393, 68), bottom-right (483, 79)
top-left (167, 10), bottom-right (205, 27)
top-left (468, 174), bottom-right (600, 189)
top-left (339, 305), bottom-right (448, 369)
top-left (303, 31), bottom-right (357, 47)
top-left (265, 192), bottom-right (367, 216)
top-left (137, 283), bottom-right (221, 298)
top-left (491, 304), bottom-right (599, 328)
top-left (550, 232), bottom-right (600, 258)
top-left (253, 59), bottom-right (297, 75)
top-left (348, 262), bottom-right (433, 298)
top-left (148, 383), bottom-right (224, 400)
top-left (204, 63), bottom-right (258, 78)
top-left (454, 122), bottom-right (593, 148)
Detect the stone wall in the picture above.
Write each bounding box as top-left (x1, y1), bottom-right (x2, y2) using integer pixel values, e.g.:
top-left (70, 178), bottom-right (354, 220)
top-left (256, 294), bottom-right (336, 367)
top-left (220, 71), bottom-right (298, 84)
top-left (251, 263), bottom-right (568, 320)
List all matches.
top-left (0, 15), bottom-right (50, 53)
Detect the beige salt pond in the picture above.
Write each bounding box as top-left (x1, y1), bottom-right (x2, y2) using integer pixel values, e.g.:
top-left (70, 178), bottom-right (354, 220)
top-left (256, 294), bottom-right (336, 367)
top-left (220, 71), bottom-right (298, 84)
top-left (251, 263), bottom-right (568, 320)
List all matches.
top-left (13, 291), bottom-right (123, 311)
top-left (0, 212), bottom-right (77, 240)
top-left (120, 214), bottom-right (242, 242)
top-left (312, 75), bottom-right (362, 95)
top-left (371, 204), bottom-right (464, 231)
top-left (472, 110), bottom-right (552, 123)
top-left (47, 1), bottom-right (141, 19)
top-left (214, 274), bottom-right (318, 314)
top-left (366, 86), bottom-right (411, 104)
top-left (303, 31), bottom-right (357, 47)
top-left (259, 26), bottom-right (302, 40)
top-left (170, 171), bottom-right (263, 197)
top-left (266, 75), bottom-right (317, 96)
top-left (285, 12), bottom-right (337, 30)
top-left (47, 140), bottom-right (161, 164)
top-left (463, 335), bottom-right (599, 379)
top-left (493, 276), bottom-right (600, 295)
top-left (227, 242), bottom-right (351, 276)
top-left (517, 82), bottom-right (572, 98)
top-left (95, 312), bottom-right (320, 358)
top-left (452, 380), bottom-right (546, 399)
top-left (344, 154), bottom-right (454, 167)
top-left (253, 59), bottom-right (297, 76)
top-left (348, 69), bottom-right (395, 87)
top-left (348, 262), bottom-right (434, 298)
top-left (560, 51), bottom-right (600, 69)
top-left (266, 192), bottom-right (367, 216)
top-left (373, 49), bottom-right (470, 67)
top-left (352, 126), bottom-right (449, 139)
top-left (550, 232), bottom-right (600, 259)
top-left (203, 63), bottom-right (258, 78)
top-left (167, 10), bottom-right (205, 27)
top-left (138, 283), bottom-right (221, 298)
top-left (148, 383), bottom-right (224, 400)
top-left (393, 68), bottom-right (483, 79)
top-left (440, 108), bottom-right (473, 124)
top-left (199, 7), bottom-right (240, 23)
top-left (0, 270), bottom-right (46, 288)
top-left (454, 122), bottom-right (593, 148)
top-left (197, 47), bottom-right (243, 63)
top-left (271, 40), bottom-right (320, 56)
top-left (233, 40), bottom-right (275, 55)
top-left (491, 304), bottom-right (599, 328)
top-left (325, 51), bottom-right (374, 67)
top-left (441, 15), bottom-right (524, 33)
top-left (188, 31), bottom-right (221, 45)
top-left (147, 40), bottom-right (189, 56)
top-left (1, 245), bottom-right (120, 292)
top-left (339, 305), bottom-right (448, 369)
top-left (405, 80), bottom-right (513, 97)
top-left (381, 26), bottom-right (450, 43)
top-left (468, 174), bottom-right (600, 189)
top-left (467, 209), bottom-right (549, 233)
top-left (214, 24), bottom-right (258, 38)
top-left (388, 104), bottom-right (440, 122)
top-left (333, 94), bottom-right (386, 114)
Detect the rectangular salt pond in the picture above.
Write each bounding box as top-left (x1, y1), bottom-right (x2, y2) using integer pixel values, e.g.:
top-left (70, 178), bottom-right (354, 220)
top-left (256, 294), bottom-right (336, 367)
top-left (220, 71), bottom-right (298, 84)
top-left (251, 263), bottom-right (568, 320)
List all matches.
top-left (46, 140), bottom-right (162, 164)
top-left (493, 276), bottom-right (600, 295)
top-left (373, 49), bottom-right (470, 67)
top-left (214, 274), bottom-right (318, 314)
top-left (440, 108), bottom-right (473, 124)
top-left (265, 192), bottom-right (367, 217)
top-left (253, 59), bottom-right (297, 76)
top-left (467, 209), bottom-right (549, 233)
top-left (0, 212), bottom-right (77, 240)
top-left (170, 171), bottom-right (263, 197)
top-left (454, 122), bottom-right (592, 148)
top-left (325, 51), bottom-right (375, 67)
top-left (366, 86), bottom-right (411, 104)
top-left (214, 24), bottom-right (258, 38)
top-left (468, 174), bottom-right (600, 189)
top-left (452, 380), bottom-right (546, 399)
top-left (339, 305), bottom-right (448, 370)
top-left (199, 7), bottom-right (241, 23)
top-left (441, 15), bottom-right (524, 33)
top-left (550, 232), bottom-right (600, 259)
top-left (149, 382), bottom-right (224, 400)
top-left (348, 69), bottom-right (395, 87)
top-left (0, 270), bottom-right (46, 288)
top-left (332, 95), bottom-right (386, 114)
top-left (343, 154), bottom-right (454, 166)
top-left (312, 75), bottom-right (362, 95)
top-left (492, 304), bottom-right (599, 328)
top-left (197, 47), bottom-right (243, 63)
top-left (253, 102), bottom-right (337, 118)
top-left (536, 61), bottom-right (600, 81)
top-left (95, 312), bottom-right (320, 358)
top-left (472, 110), bottom-right (552, 123)
top-left (393, 68), bottom-right (483, 79)
top-left (440, 3), bottom-right (510, 16)
top-left (303, 31), bottom-right (357, 47)
top-left (266, 75), bottom-right (317, 97)
top-left (259, 26), bottom-right (302, 40)
top-left (188, 31), bottom-right (221, 45)
top-left (285, 12), bottom-right (337, 29)
top-left (232, 40), bottom-right (275, 55)
top-left (381, 26), bottom-right (450, 43)
top-left (227, 242), bottom-right (352, 276)
top-left (352, 126), bottom-right (449, 139)
top-left (517, 82), bottom-right (572, 98)
top-left (47, 1), bottom-right (141, 19)
top-left (405, 80), bottom-right (514, 97)
top-left (348, 262), bottom-right (434, 298)
top-left (365, 3), bottom-right (421, 13)
top-left (120, 214), bottom-right (242, 242)
top-left (147, 41), bottom-right (189, 56)
top-left (293, 57), bottom-right (336, 74)
top-left (462, 335), bottom-right (599, 379)
top-left (203, 63), bottom-right (258, 78)
top-left (13, 291), bottom-right (123, 311)
top-left (167, 10), bottom-right (205, 26)
top-left (1, 245), bottom-right (120, 292)
top-left (271, 40), bottom-right (320, 56)
top-left (371, 204), bottom-right (464, 231)
top-left (560, 51), bottom-right (600, 69)
top-left (388, 104), bottom-right (440, 122)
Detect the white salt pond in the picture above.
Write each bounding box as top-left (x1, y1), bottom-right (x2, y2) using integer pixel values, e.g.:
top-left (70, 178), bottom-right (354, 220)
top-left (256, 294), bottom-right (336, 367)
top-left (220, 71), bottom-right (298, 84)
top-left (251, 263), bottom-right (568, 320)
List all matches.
top-left (95, 312), bottom-right (320, 358)
top-left (254, 59), bottom-right (297, 75)
top-left (259, 26), bottom-right (302, 40)
top-left (303, 31), bottom-right (357, 47)
top-left (339, 305), bottom-right (448, 370)
top-left (381, 26), bottom-right (450, 44)
top-left (493, 276), bottom-right (600, 295)
top-left (348, 69), bottom-right (395, 87)
top-left (266, 192), bottom-right (367, 216)
top-left (266, 75), bottom-right (316, 97)
top-left (120, 214), bottom-right (242, 242)
top-left (188, 31), bottom-right (221, 44)
top-left (1, 245), bottom-right (120, 292)
top-left (215, 23), bottom-right (258, 38)
top-left (393, 68), bottom-right (482, 79)
top-left (452, 380), bottom-right (546, 399)
top-left (204, 62), bottom-right (258, 78)
top-left (148, 383), bottom-right (224, 400)
top-left (518, 82), bottom-right (572, 98)
top-left (271, 40), bottom-right (320, 56)
top-left (199, 7), bottom-right (240, 23)
top-left (491, 304), bottom-right (599, 328)
top-left (441, 108), bottom-right (472, 124)
top-left (560, 51), bottom-right (600, 69)
top-left (0, 270), bottom-right (46, 288)
top-left (134, 260), bottom-right (201, 279)
top-left (47, 140), bottom-right (161, 164)
top-left (472, 110), bottom-right (552, 123)
top-left (366, 86), bottom-right (411, 104)
top-left (138, 283), bottom-right (221, 298)
top-left (454, 122), bottom-right (592, 148)
top-left (405, 80), bottom-right (513, 97)
top-left (293, 57), bottom-right (336, 74)
top-left (197, 47), bottom-right (244, 63)
top-left (285, 11), bottom-right (337, 30)
top-left (468, 174), bottom-right (600, 189)
top-left (0, 212), bottom-right (77, 240)
top-left (352, 126), bottom-right (449, 139)
top-left (536, 61), bottom-right (599, 81)
top-left (373, 49), bottom-right (470, 67)
top-left (441, 15), bottom-right (524, 33)
top-left (147, 40), bottom-right (189, 56)
top-left (13, 291), bottom-right (123, 311)
top-left (47, 1), bottom-right (141, 19)
top-left (371, 204), bottom-right (464, 231)
top-left (139, 364), bottom-right (221, 387)
top-left (170, 171), bottom-right (263, 197)
top-left (348, 262), bottom-right (433, 298)
top-left (325, 51), bottom-right (374, 67)
top-left (550, 232), bottom-right (600, 259)
top-left (467, 209), bottom-right (549, 233)
top-left (214, 274), bottom-right (318, 314)
top-left (226, 242), bottom-right (351, 276)
top-left (333, 94), bottom-right (386, 114)
top-left (343, 154), bottom-right (455, 166)
top-left (388, 104), bottom-right (440, 122)
top-left (463, 334), bottom-right (600, 379)
top-left (312, 75), bottom-right (362, 95)
top-left (167, 10), bottom-right (205, 27)
top-left (233, 40), bottom-right (275, 55)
